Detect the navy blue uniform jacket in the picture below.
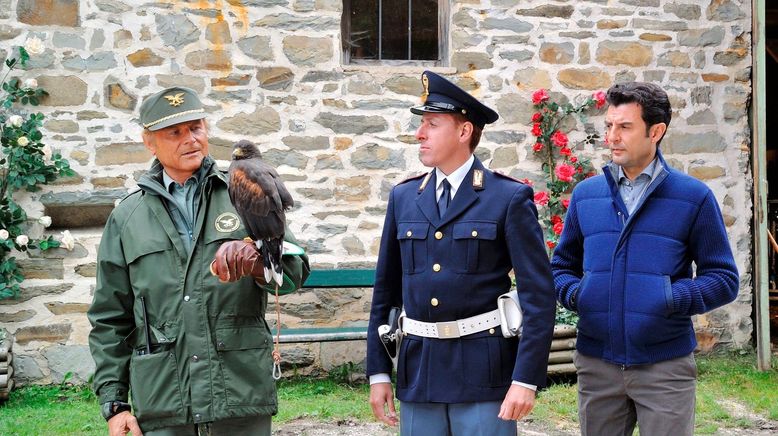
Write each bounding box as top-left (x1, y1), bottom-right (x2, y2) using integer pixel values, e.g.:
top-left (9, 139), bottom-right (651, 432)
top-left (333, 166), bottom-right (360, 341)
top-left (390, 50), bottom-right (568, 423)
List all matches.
top-left (366, 158), bottom-right (556, 403)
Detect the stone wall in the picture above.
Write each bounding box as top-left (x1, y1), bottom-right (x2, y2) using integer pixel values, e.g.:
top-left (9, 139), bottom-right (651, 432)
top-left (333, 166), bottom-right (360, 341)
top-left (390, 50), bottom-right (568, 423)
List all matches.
top-left (0, 0), bottom-right (754, 384)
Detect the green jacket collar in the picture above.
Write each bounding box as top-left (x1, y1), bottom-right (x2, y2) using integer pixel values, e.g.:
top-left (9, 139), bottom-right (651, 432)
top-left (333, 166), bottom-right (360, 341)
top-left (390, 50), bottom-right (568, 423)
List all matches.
top-left (138, 156), bottom-right (226, 198)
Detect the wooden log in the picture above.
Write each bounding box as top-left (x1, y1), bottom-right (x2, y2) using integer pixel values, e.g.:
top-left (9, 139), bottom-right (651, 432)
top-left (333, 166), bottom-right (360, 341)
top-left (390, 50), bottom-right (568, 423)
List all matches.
top-left (547, 363), bottom-right (577, 375)
top-left (0, 378), bottom-right (13, 401)
top-left (0, 352), bottom-right (9, 373)
top-left (0, 365), bottom-right (12, 383)
top-left (553, 324), bottom-right (577, 338)
top-left (550, 337), bottom-right (576, 351)
top-left (548, 350), bottom-right (574, 364)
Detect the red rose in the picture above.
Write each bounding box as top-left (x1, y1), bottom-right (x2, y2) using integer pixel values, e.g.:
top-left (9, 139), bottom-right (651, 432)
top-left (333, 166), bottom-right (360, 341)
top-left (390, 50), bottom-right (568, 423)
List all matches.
top-left (534, 191), bottom-right (550, 206)
top-left (546, 240), bottom-right (556, 250)
top-left (555, 163), bottom-right (575, 182)
top-left (532, 142), bottom-right (543, 152)
top-left (570, 156), bottom-right (578, 163)
top-left (551, 131), bottom-right (568, 147)
top-left (551, 215), bottom-right (562, 225)
top-left (532, 123), bottom-right (542, 137)
top-left (593, 90), bottom-right (606, 109)
top-left (562, 199), bottom-right (570, 209)
top-left (531, 112), bottom-right (543, 122)
top-left (532, 89), bottom-right (550, 105)
top-left (553, 221), bottom-right (564, 235)
top-left (559, 147), bottom-right (572, 156)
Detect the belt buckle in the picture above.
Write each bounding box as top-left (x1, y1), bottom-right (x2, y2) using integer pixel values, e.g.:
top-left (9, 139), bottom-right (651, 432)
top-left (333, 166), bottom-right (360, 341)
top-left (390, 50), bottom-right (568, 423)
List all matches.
top-left (436, 321), bottom-right (460, 339)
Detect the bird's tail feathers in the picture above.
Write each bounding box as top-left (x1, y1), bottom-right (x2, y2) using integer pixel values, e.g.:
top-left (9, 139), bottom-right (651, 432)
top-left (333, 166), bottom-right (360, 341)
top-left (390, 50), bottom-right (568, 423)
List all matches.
top-left (256, 239), bottom-right (284, 286)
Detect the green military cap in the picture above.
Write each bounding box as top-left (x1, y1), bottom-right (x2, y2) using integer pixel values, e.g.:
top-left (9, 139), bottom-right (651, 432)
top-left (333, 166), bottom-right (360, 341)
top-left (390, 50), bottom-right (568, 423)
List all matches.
top-left (139, 86), bottom-right (206, 131)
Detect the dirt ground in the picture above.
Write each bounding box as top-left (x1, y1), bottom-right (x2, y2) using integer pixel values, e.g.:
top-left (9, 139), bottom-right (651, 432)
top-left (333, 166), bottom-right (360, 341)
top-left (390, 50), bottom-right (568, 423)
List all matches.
top-left (273, 418), bottom-right (565, 436)
top-left (273, 403), bottom-right (778, 436)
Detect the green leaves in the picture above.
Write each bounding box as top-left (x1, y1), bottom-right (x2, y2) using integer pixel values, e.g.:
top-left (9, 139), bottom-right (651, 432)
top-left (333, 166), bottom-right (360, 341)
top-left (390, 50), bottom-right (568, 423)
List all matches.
top-left (0, 46), bottom-right (73, 300)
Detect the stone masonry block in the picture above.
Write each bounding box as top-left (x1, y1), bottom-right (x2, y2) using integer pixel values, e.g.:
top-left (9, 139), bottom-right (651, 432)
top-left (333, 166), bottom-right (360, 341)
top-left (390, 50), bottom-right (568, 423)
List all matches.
top-left (17, 0), bottom-right (79, 26)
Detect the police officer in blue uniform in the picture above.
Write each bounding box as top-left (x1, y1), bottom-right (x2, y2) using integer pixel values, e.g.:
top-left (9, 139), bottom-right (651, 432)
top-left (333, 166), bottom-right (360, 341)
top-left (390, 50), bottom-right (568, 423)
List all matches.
top-left (366, 71), bottom-right (556, 435)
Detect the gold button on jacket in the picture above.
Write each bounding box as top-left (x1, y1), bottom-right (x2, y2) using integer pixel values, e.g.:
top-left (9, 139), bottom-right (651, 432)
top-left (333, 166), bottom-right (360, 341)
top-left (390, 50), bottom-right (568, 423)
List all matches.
top-left (432, 263), bottom-right (441, 272)
top-left (430, 298), bottom-right (439, 306)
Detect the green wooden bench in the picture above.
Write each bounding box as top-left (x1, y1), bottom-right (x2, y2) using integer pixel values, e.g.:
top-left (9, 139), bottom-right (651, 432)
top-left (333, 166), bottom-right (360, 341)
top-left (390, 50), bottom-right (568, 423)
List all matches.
top-left (278, 269), bottom-right (374, 344)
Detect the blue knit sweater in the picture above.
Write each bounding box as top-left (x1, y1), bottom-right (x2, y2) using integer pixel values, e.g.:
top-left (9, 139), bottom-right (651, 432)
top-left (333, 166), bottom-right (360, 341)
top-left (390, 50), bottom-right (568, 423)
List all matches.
top-left (551, 152), bottom-right (739, 365)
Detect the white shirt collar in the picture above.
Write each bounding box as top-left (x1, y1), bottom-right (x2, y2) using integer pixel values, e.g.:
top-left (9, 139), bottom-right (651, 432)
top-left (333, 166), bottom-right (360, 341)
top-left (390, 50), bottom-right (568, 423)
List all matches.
top-left (435, 155), bottom-right (474, 200)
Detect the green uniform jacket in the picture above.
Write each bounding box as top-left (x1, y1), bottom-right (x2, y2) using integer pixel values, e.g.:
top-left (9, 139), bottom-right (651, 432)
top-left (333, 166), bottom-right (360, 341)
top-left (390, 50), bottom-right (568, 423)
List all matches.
top-left (88, 158), bottom-right (310, 431)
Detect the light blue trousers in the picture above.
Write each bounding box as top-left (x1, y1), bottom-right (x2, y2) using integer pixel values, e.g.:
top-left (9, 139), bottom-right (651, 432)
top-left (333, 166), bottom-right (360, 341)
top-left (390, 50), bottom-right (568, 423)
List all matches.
top-left (400, 401), bottom-right (517, 436)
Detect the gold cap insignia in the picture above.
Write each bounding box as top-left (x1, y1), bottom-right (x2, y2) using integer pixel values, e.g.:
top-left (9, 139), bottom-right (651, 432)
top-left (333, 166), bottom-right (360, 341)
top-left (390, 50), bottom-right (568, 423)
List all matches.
top-left (421, 73), bottom-right (429, 104)
top-left (164, 92), bottom-right (185, 107)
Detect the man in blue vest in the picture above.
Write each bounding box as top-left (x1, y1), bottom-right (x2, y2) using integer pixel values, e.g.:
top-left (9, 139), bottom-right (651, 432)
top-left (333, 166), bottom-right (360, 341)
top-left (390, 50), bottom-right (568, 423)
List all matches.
top-left (366, 71), bottom-right (556, 435)
top-left (551, 82), bottom-right (739, 435)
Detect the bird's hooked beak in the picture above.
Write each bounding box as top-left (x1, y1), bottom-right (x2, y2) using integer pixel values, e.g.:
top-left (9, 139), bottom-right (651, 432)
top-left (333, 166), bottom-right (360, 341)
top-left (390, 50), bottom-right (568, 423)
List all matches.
top-left (232, 148), bottom-right (244, 158)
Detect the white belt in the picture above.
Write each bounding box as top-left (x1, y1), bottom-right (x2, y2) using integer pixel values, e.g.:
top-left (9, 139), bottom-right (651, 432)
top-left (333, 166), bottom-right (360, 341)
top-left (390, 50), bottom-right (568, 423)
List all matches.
top-left (400, 309), bottom-right (501, 339)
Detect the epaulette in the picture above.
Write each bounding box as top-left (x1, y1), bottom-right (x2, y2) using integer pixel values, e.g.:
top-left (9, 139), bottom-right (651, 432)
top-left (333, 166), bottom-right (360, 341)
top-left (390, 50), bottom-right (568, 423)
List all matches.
top-left (397, 172), bottom-right (428, 186)
top-left (493, 170), bottom-right (524, 184)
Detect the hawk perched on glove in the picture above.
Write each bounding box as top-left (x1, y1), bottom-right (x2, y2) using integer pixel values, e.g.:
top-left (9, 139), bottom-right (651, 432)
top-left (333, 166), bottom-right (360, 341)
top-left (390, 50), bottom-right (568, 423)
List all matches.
top-left (228, 140), bottom-right (293, 286)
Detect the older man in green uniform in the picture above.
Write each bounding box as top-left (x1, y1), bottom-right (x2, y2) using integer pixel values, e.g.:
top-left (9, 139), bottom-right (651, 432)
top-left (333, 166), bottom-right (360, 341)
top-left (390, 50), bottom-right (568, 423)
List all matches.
top-left (88, 86), bottom-right (310, 436)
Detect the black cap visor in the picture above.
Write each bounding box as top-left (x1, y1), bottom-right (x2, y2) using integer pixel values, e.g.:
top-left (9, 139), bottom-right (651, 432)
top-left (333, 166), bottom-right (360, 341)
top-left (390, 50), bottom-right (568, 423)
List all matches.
top-left (410, 101), bottom-right (467, 116)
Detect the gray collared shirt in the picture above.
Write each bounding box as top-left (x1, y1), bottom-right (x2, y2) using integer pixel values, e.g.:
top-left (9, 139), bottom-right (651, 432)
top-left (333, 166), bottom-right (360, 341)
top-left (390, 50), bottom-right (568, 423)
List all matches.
top-left (617, 158), bottom-right (659, 215)
top-left (162, 170), bottom-right (202, 252)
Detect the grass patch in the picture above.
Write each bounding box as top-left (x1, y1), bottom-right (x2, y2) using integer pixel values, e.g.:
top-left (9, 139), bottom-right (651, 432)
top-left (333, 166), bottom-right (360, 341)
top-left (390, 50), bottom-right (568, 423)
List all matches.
top-left (0, 383), bottom-right (103, 436)
top-left (529, 382), bottom-right (579, 432)
top-left (275, 377), bottom-right (374, 422)
top-left (696, 351), bottom-right (778, 421)
top-left (0, 352), bottom-right (775, 435)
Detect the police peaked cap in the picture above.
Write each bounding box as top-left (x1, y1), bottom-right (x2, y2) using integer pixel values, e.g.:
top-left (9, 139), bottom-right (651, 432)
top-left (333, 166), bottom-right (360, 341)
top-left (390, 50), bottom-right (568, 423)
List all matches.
top-left (410, 71), bottom-right (499, 128)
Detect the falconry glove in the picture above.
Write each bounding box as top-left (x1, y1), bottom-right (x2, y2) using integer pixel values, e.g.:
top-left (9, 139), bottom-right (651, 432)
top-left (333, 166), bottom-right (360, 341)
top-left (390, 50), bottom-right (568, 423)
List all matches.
top-left (211, 239), bottom-right (267, 284)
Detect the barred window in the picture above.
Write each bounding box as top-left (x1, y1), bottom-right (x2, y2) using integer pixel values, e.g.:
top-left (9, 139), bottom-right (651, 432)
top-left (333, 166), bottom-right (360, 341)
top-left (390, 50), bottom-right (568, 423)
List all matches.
top-left (343, 0), bottom-right (449, 65)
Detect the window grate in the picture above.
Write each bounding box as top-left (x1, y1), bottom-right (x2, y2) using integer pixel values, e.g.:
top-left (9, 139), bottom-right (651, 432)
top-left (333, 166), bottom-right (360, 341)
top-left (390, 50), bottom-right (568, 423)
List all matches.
top-left (343, 0), bottom-right (447, 65)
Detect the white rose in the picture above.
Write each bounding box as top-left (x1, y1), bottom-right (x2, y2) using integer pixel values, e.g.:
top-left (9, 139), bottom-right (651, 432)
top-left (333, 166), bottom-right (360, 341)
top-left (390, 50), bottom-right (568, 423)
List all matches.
top-left (23, 78), bottom-right (38, 89)
top-left (0, 229), bottom-right (8, 240)
top-left (60, 230), bottom-right (75, 251)
top-left (16, 235), bottom-right (29, 247)
top-left (39, 216), bottom-right (52, 228)
top-left (17, 136), bottom-right (29, 146)
top-left (8, 115), bottom-right (23, 127)
top-left (41, 144), bottom-right (52, 161)
top-left (25, 37), bottom-right (45, 55)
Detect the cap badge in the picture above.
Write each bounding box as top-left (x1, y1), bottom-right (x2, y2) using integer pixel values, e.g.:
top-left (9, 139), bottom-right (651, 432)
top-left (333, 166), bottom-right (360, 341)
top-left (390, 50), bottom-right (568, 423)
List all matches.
top-left (421, 73), bottom-right (429, 103)
top-left (164, 92), bottom-right (185, 107)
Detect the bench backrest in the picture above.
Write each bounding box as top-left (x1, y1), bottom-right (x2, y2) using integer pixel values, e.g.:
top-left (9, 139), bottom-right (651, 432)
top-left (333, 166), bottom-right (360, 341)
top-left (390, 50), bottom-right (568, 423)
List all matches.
top-left (302, 269), bottom-right (376, 288)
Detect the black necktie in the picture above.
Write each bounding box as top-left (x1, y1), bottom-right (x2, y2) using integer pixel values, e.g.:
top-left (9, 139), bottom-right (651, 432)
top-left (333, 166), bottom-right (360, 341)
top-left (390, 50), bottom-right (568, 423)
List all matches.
top-left (438, 179), bottom-right (451, 218)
